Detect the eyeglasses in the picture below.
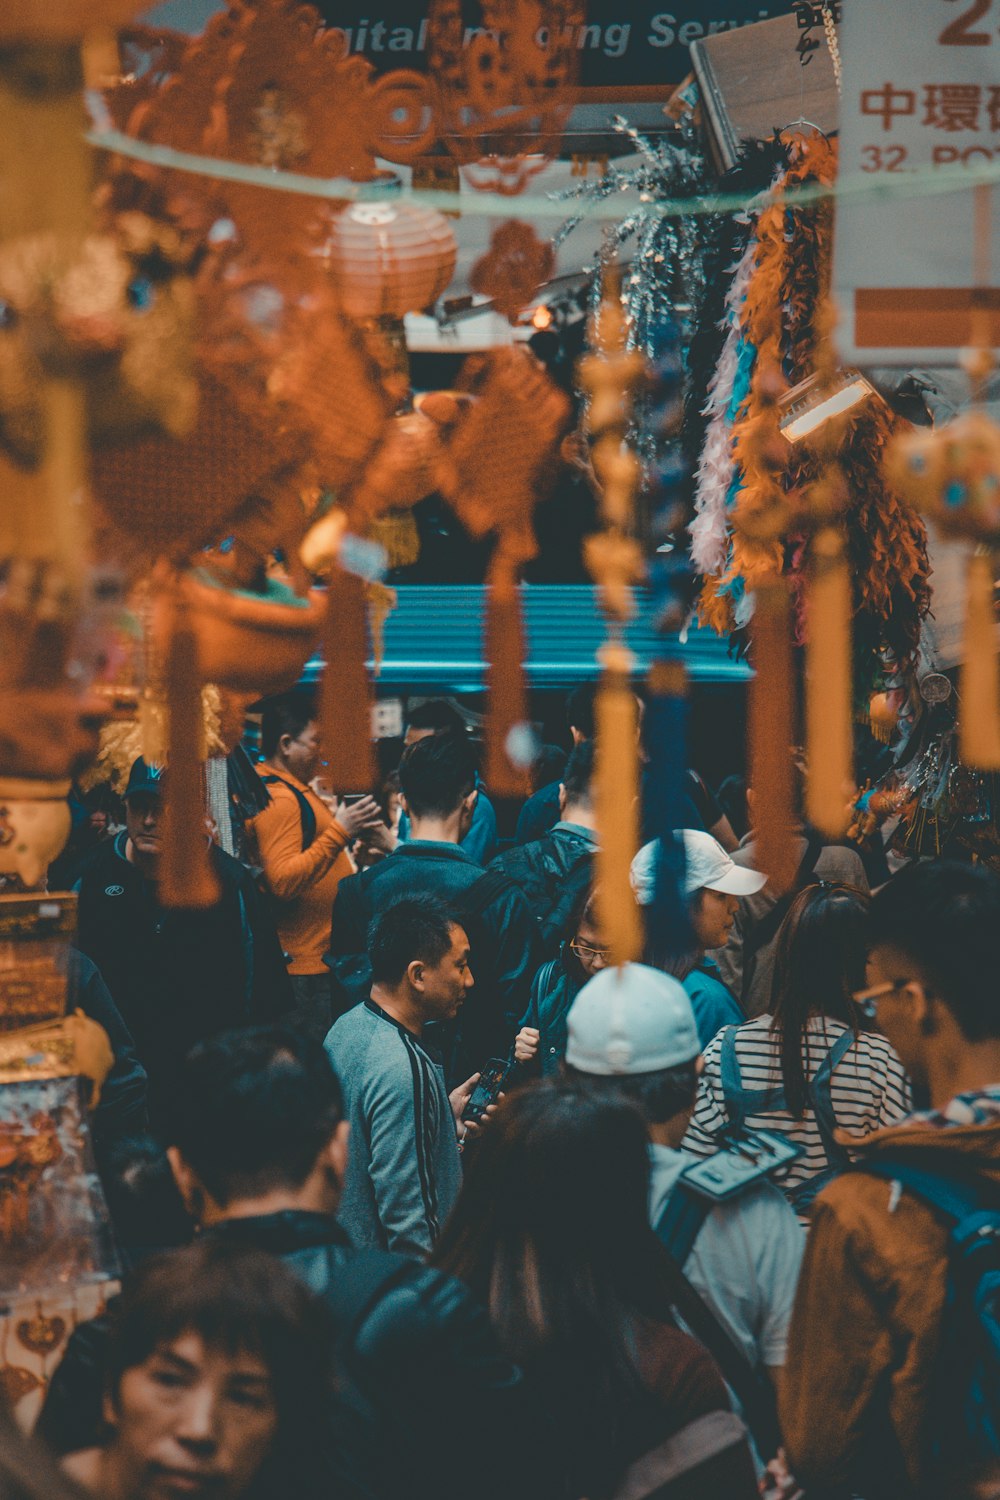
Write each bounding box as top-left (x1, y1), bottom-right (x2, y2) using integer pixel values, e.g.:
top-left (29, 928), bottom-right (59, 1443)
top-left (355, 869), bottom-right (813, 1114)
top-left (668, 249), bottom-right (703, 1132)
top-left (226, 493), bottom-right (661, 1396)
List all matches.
top-left (571, 941), bottom-right (612, 963)
top-left (851, 977), bottom-right (912, 1022)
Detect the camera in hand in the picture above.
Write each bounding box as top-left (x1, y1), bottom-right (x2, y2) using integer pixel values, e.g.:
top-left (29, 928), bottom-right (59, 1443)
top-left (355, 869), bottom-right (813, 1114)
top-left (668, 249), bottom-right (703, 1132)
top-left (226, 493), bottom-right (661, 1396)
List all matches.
top-left (462, 1056), bottom-right (513, 1125)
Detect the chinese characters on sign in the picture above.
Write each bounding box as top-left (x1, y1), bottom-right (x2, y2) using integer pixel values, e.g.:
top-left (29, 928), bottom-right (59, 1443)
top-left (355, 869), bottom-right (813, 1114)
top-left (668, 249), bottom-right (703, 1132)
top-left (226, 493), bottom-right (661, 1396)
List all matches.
top-left (834, 0), bottom-right (1000, 363)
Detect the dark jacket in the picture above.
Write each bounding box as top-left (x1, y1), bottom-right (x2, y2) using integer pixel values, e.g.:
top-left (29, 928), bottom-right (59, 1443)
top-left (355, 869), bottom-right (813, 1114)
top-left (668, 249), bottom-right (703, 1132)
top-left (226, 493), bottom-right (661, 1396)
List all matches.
top-left (519, 946), bottom-right (587, 1077)
top-left (38, 1210), bottom-right (524, 1500)
top-left (327, 841), bottom-right (541, 1082)
top-left (66, 950), bottom-right (148, 1156)
top-left (76, 833), bottom-right (292, 1130)
top-left (490, 821), bottom-right (596, 959)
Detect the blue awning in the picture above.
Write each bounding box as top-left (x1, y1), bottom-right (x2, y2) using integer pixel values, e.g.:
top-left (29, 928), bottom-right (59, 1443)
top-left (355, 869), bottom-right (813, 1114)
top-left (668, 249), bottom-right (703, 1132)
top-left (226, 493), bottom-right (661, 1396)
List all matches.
top-left (301, 585), bottom-right (750, 691)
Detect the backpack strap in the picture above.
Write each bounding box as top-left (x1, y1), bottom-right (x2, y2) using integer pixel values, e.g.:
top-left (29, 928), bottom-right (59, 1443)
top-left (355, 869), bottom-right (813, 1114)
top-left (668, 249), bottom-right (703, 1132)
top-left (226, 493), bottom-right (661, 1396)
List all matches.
top-left (459, 865), bottom-right (515, 922)
top-left (858, 1153), bottom-right (992, 1223)
top-left (657, 1245), bottom-right (781, 1461)
top-left (533, 959), bottom-right (562, 1003)
top-left (613, 1410), bottom-right (749, 1500)
top-left (807, 1027), bottom-right (857, 1172)
top-left (654, 1181), bottom-right (713, 1270)
top-left (260, 774), bottom-right (318, 852)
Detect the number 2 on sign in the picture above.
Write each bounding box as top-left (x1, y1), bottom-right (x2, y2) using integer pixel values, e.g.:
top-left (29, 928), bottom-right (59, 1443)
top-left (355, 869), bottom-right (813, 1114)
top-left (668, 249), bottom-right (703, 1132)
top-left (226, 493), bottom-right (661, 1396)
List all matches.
top-left (939, 0), bottom-right (993, 45)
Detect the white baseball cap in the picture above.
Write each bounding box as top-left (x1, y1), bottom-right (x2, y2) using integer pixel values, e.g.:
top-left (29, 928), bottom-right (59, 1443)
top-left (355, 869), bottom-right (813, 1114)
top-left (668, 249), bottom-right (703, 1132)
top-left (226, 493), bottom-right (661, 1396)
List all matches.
top-left (630, 831), bottom-right (767, 905)
top-left (565, 963), bottom-right (701, 1076)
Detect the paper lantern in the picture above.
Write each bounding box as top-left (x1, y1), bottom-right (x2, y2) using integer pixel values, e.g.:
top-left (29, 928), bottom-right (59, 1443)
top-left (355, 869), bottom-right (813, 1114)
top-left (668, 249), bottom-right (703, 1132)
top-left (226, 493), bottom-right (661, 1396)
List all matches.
top-left (323, 199), bottom-right (457, 321)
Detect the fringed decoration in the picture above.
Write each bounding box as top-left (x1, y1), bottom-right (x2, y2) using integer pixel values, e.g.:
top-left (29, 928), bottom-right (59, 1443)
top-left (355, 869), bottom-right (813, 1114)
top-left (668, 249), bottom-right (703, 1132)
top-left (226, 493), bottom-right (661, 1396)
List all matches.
top-left (959, 549), bottom-right (1000, 769)
top-left (690, 241), bottom-right (757, 578)
top-left (595, 645), bottom-right (644, 965)
top-left (643, 660), bottom-right (694, 961)
top-left (805, 527), bottom-right (853, 837)
top-left (319, 563), bottom-right (375, 794)
top-left (483, 551), bottom-right (532, 799)
top-left (160, 595), bottom-right (219, 910)
top-left (748, 576), bottom-right (798, 892)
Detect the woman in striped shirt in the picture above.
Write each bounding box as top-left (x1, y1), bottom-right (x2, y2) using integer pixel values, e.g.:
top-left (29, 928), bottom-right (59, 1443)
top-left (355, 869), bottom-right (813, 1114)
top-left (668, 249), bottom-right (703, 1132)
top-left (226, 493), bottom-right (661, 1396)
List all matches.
top-left (683, 883), bottom-right (912, 1221)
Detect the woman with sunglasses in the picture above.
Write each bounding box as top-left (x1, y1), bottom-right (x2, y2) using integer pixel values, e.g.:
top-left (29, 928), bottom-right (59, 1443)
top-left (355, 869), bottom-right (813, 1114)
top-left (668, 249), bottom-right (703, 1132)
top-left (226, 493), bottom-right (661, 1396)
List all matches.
top-left (513, 891), bottom-right (611, 1075)
top-left (682, 882), bottom-right (912, 1222)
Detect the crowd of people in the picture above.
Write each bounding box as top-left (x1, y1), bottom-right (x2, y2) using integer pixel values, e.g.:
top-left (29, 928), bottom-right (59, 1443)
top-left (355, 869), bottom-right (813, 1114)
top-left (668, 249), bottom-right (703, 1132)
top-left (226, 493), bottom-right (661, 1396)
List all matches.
top-left (13, 687), bottom-right (1000, 1500)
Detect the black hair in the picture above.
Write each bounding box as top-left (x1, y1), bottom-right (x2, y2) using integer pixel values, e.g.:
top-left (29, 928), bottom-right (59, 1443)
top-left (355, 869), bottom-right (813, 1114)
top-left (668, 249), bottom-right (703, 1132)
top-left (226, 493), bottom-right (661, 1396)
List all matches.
top-left (565, 683), bottom-right (598, 740)
top-left (260, 691), bottom-right (316, 759)
top-left (869, 859), bottom-right (1000, 1043)
top-left (530, 743), bottom-right (567, 795)
top-left (368, 894), bottom-right (459, 987)
top-left (104, 1239), bottom-right (332, 1468)
top-left (561, 738), bottom-right (595, 806)
top-left (100, 1134), bottom-right (194, 1259)
top-left (433, 1078), bottom-right (683, 1500)
top-left (398, 727), bottom-right (476, 820)
top-left (716, 774), bottom-right (749, 841)
top-left (169, 1027), bottom-right (344, 1207)
top-left (770, 883), bottom-right (870, 1117)
top-left (565, 1060), bottom-right (700, 1125)
top-left (406, 699), bottom-right (466, 735)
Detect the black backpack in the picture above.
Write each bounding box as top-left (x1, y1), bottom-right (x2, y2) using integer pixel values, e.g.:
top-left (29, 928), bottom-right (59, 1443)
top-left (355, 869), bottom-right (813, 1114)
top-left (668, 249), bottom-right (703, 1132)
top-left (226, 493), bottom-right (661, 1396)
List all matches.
top-left (494, 834), bottom-right (593, 955)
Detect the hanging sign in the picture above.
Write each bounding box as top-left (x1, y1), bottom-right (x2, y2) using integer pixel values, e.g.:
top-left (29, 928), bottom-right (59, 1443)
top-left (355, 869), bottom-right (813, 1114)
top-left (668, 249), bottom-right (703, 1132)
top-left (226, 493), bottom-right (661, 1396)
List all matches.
top-left (834, 0), bottom-right (1000, 365)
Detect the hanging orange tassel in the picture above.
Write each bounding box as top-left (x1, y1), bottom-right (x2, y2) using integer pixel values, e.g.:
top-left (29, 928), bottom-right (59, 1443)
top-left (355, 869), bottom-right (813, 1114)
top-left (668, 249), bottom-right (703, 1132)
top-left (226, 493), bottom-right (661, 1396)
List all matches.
top-left (960, 548), bottom-right (1000, 769)
top-left (319, 563), bottom-right (375, 794)
top-left (805, 526), bottom-right (853, 837)
top-left (749, 575), bottom-right (798, 892)
top-left (484, 549), bottom-right (532, 799)
top-left (594, 645), bottom-right (644, 965)
top-left (160, 595), bottom-right (219, 910)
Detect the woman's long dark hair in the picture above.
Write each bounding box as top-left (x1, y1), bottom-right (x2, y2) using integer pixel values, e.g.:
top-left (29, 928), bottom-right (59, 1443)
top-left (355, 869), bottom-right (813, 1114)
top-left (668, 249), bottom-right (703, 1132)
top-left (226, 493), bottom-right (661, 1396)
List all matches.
top-left (769, 883), bottom-right (870, 1117)
top-left (433, 1078), bottom-right (680, 1500)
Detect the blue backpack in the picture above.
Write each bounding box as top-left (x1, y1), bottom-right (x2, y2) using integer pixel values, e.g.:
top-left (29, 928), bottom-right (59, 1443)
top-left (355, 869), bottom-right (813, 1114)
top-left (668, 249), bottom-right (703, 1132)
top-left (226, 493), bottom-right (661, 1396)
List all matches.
top-left (860, 1154), bottom-right (1000, 1470)
top-left (718, 1024), bottom-right (856, 1213)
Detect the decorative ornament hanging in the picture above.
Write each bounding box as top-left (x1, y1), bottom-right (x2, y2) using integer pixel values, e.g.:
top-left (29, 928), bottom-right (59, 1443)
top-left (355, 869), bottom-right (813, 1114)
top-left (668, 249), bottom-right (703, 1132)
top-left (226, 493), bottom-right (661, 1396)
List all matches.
top-left (578, 269), bottom-right (647, 963)
top-left (157, 584), bottom-right (220, 910)
top-left (426, 0), bottom-right (584, 194)
top-left (469, 220), bottom-right (556, 324)
top-left (437, 347), bottom-right (569, 795)
top-left (318, 563), bottom-right (375, 795)
top-left (321, 194), bottom-right (457, 323)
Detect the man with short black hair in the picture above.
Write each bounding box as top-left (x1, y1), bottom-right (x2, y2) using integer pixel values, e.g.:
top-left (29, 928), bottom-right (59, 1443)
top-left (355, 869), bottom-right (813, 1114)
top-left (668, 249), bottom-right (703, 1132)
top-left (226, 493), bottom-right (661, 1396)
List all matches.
top-left (563, 963), bottom-right (803, 1422)
top-left (326, 895), bottom-right (481, 1256)
top-left (491, 739), bottom-right (598, 959)
top-left (253, 691), bottom-right (381, 1039)
top-left (399, 699), bottom-right (497, 864)
top-left (782, 860), bottom-right (1000, 1499)
top-left (515, 683), bottom-right (598, 844)
top-left (327, 731), bottom-right (540, 1078)
top-left (40, 1023), bottom-right (523, 1500)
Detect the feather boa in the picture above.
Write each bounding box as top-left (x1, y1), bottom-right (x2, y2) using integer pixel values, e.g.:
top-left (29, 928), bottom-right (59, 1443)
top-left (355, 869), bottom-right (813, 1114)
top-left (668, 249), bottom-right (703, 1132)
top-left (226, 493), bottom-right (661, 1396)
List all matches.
top-left (690, 244), bottom-right (755, 576)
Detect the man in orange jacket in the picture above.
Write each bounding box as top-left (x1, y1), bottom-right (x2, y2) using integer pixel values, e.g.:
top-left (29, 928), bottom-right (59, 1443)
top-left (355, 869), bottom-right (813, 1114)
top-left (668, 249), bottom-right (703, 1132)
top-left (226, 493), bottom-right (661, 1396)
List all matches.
top-left (781, 860), bottom-right (1000, 1499)
top-left (253, 692), bottom-right (382, 1040)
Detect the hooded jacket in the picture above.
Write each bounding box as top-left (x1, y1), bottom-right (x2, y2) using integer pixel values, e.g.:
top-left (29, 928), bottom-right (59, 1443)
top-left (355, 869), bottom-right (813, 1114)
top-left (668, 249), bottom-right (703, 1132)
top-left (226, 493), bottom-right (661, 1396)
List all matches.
top-left (780, 1103), bottom-right (1000, 1498)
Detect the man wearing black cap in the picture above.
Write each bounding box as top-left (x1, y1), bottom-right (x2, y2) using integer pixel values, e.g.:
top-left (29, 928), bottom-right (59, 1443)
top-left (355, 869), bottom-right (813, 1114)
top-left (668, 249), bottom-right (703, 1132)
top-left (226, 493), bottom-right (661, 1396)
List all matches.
top-left (76, 758), bottom-right (292, 1131)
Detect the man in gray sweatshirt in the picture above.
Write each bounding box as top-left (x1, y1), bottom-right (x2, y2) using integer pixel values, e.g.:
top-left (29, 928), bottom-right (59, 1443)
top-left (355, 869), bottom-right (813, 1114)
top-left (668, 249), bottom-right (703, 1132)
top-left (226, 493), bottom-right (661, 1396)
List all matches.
top-left (325, 894), bottom-right (479, 1256)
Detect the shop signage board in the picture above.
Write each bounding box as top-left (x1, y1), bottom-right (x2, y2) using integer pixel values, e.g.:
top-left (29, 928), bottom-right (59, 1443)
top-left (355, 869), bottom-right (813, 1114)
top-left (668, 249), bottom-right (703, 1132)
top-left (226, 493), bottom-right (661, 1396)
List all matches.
top-left (835, 0), bottom-right (1000, 364)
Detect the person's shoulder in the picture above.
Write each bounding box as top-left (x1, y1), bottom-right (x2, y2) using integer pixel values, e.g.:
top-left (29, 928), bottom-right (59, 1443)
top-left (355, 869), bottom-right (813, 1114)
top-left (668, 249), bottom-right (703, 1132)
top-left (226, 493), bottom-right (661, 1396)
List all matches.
top-left (710, 1175), bottom-right (802, 1242)
top-left (212, 843), bottom-right (257, 888)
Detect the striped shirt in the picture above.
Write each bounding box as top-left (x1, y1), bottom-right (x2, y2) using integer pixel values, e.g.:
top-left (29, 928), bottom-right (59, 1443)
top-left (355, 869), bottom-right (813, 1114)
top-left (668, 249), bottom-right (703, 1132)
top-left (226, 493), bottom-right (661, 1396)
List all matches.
top-left (683, 1015), bottom-right (912, 1217)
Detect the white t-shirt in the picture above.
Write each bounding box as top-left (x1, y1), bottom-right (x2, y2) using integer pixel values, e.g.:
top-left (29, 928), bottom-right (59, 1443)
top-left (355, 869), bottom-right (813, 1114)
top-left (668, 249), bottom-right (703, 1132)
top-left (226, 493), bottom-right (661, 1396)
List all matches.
top-left (682, 1015), bottom-right (912, 1219)
top-left (649, 1143), bottom-right (804, 1371)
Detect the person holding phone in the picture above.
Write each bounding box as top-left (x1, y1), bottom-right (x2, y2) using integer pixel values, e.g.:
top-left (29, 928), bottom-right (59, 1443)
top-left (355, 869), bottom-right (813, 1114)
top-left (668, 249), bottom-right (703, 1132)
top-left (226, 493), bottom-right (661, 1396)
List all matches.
top-left (253, 692), bottom-right (382, 1041)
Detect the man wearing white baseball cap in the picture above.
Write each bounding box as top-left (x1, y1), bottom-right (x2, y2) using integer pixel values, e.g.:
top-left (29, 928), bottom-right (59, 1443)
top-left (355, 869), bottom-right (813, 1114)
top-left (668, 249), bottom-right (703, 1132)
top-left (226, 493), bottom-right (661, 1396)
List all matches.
top-left (564, 963), bottom-right (804, 1454)
top-left (631, 831), bottom-right (767, 1049)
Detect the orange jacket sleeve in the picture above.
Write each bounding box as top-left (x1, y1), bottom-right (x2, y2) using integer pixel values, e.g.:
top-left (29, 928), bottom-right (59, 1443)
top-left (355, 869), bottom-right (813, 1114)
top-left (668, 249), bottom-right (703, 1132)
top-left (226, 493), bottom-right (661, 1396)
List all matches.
top-left (253, 786), bottom-right (350, 903)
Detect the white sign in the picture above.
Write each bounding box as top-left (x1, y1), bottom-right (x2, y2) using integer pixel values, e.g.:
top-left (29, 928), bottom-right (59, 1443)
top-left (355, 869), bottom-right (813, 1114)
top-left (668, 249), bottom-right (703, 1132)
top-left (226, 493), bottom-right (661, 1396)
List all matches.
top-left (835, 0), bottom-right (1000, 365)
